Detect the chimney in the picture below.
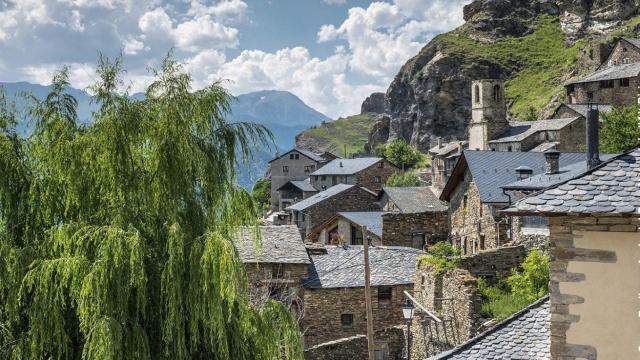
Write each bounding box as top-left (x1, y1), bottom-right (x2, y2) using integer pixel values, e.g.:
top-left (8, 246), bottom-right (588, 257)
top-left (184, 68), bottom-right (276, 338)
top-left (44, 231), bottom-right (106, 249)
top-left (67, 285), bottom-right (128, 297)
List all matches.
top-left (544, 149), bottom-right (561, 175)
top-left (515, 166), bottom-right (533, 180)
top-left (339, 161), bottom-right (343, 167)
top-left (437, 137), bottom-right (443, 148)
top-left (586, 107), bottom-right (601, 169)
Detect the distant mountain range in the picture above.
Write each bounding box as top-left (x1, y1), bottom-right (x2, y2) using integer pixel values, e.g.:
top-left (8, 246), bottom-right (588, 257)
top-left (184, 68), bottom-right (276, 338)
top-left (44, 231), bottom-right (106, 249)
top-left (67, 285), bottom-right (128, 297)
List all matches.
top-left (0, 82), bottom-right (329, 189)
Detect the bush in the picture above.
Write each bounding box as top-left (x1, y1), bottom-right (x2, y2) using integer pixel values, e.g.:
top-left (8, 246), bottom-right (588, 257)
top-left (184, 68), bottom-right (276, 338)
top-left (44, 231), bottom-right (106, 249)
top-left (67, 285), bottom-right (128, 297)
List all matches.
top-left (600, 105), bottom-right (640, 153)
top-left (375, 140), bottom-right (426, 170)
top-left (477, 250), bottom-right (550, 320)
top-left (252, 178), bottom-right (271, 209)
top-left (385, 171), bottom-right (421, 187)
top-left (418, 242), bottom-right (461, 274)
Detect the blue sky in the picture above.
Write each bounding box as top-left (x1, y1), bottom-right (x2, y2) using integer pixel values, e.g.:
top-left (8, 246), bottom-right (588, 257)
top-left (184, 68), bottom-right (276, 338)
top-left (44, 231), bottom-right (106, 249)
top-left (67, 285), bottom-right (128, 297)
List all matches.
top-left (0, 0), bottom-right (470, 117)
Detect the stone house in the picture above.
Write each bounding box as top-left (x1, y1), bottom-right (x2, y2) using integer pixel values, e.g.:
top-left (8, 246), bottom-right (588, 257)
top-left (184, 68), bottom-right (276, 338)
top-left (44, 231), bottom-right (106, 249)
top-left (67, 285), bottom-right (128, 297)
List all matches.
top-left (285, 184), bottom-right (378, 236)
top-left (550, 103), bottom-right (612, 120)
top-left (565, 38), bottom-right (640, 107)
top-left (440, 150), bottom-right (598, 256)
top-left (310, 157), bottom-right (399, 193)
top-left (269, 147), bottom-right (338, 210)
top-left (302, 245), bottom-right (423, 348)
top-left (275, 178), bottom-right (318, 210)
top-left (306, 186), bottom-right (448, 248)
top-left (504, 147), bottom-right (640, 360)
top-left (429, 140), bottom-right (467, 193)
top-left (233, 226), bottom-right (310, 312)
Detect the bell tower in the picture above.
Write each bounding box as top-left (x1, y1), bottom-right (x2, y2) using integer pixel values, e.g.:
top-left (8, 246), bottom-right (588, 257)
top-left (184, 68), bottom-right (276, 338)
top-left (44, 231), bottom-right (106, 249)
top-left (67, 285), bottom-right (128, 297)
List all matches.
top-left (468, 80), bottom-right (509, 150)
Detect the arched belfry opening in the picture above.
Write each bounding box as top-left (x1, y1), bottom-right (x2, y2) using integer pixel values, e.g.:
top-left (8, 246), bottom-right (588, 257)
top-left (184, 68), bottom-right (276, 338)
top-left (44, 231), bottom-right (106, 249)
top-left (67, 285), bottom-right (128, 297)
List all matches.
top-left (493, 84), bottom-right (501, 102)
top-left (474, 84), bottom-right (480, 103)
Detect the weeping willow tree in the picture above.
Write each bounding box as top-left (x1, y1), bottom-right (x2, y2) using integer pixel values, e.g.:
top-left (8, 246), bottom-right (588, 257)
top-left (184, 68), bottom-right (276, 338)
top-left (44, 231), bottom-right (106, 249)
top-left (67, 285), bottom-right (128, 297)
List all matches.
top-left (0, 55), bottom-right (303, 359)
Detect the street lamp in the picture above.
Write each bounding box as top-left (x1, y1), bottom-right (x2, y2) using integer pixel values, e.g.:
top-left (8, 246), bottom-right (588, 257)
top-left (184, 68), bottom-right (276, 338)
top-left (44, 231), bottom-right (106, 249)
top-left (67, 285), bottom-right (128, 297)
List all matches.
top-left (402, 298), bottom-right (415, 360)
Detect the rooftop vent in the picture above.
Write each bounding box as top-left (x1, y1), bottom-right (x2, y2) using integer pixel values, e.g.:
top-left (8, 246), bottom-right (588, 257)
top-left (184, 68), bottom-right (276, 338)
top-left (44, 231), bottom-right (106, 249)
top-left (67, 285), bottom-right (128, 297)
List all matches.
top-left (515, 166), bottom-right (533, 180)
top-left (544, 149), bottom-right (560, 175)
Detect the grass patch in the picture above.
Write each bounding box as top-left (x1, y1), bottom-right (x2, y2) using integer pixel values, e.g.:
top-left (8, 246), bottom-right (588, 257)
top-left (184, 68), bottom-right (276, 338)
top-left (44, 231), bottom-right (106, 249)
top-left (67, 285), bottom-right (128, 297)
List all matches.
top-left (435, 15), bottom-right (586, 119)
top-left (301, 113), bottom-right (378, 156)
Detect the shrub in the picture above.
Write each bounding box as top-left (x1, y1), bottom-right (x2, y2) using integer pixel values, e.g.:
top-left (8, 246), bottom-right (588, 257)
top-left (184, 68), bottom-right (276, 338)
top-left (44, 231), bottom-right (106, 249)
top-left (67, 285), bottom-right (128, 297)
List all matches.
top-left (600, 105), bottom-right (640, 153)
top-left (375, 140), bottom-right (426, 170)
top-left (385, 171), bottom-right (421, 187)
top-left (418, 242), bottom-right (461, 274)
top-left (252, 178), bottom-right (271, 209)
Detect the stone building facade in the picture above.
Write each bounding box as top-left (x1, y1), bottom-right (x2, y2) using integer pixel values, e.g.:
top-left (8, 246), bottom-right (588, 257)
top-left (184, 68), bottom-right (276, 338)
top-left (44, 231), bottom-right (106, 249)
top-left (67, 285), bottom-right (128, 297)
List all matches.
top-left (429, 140), bottom-right (466, 193)
top-left (382, 212), bottom-right (448, 249)
top-left (304, 326), bottom-right (405, 360)
top-left (308, 212), bottom-right (384, 245)
top-left (286, 184), bottom-right (378, 236)
top-left (566, 38), bottom-right (640, 107)
top-left (269, 148), bottom-right (336, 210)
top-left (310, 158), bottom-right (399, 193)
top-left (505, 148), bottom-right (640, 360)
top-left (468, 79), bottom-right (509, 151)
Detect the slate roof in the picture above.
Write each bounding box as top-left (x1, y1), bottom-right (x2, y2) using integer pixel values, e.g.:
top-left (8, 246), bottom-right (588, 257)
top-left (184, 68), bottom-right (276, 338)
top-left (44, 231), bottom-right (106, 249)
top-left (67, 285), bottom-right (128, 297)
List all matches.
top-left (529, 142), bottom-right (559, 152)
top-left (338, 212), bottom-right (384, 237)
top-left (286, 184), bottom-right (375, 211)
top-left (305, 245), bottom-right (423, 288)
top-left (290, 178), bottom-right (318, 192)
top-left (502, 154), bottom-right (617, 191)
top-left (506, 148), bottom-right (640, 215)
top-left (382, 187), bottom-right (448, 213)
top-left (269, 147), bottom-right (325, 163)
top-left (429, 141), bottom-right (467, 156)
top-left (561, 103), bottom-right (613, 117)
top-left (440, 151), bottom-right (594, 204)
top-left (567, 61), bottom-right (640, 84)
top-left (428, 297), bottom-right (550, 360)
top-left (311, 157), bottom-right (383, 176)
top-left (489, 118), bottom-right (580, 144)
top-left (234, 226), bottom-right (310, 264)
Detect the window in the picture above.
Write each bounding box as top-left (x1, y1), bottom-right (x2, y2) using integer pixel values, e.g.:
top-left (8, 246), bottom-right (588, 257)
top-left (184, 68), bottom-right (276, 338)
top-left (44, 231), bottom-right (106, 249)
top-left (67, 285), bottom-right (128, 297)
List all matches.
top-left (304, 165), bottom-right (314, 173)
top-left (351, 225), bottom-right (363, 245)
top-left (620, 78), bottom-right (630, 87)
top-left (567, 84), bottom-right (575, 94)
top-left (378, 161), bottom-right (384, 168)
top-left (474, 84), bottom-right (480, 103)
top-left (340, 314), bottom-right (354, 329)
top-left (374, 176), bottom-right (382, 183)
top-left (289, 153), bottom-right (299, 160)
top-left (492, 84), bottom-right (501, 102)
top-left (623, 47), bottom-right (628, 52)
top-left (479, 234), bottom-right (486, 251)
top-left (599, 80), bottom-right (614, 88)
top-left (378, 287), bottom-right (392, 307)
top-left (272, 264), bottom-right (284, 278)
top-left (587, 91), bottom-right (594, 100)
top-left (282, 166), bottom-right (289, 173)
top-left (289, 154), bottom-right (294, 160)
top-left (321, 175), bottom-right (326, 181)
top-left (463, 195), bottom-right (468, 209)
top-left (507, 146), bottom-right (512, 152)
top-left (314, 176), bottom-right (319, 181)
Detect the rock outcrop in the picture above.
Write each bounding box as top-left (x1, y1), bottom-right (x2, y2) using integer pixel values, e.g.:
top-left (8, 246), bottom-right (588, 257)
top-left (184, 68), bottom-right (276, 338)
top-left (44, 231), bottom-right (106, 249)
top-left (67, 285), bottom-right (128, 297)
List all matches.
top-left (368, 0), bottom-right (640, 152)
top-left (360, 92), bottom-right (385, 114)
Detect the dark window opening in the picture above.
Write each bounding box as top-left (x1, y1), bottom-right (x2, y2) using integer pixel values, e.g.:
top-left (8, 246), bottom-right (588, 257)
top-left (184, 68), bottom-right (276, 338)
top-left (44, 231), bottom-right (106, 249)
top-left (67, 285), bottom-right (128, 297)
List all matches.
top-left (507, 146), bottom-right (512, 152)
top-left (351, 225), bottom-right (364, 245)
top-left (283, 166), bottom-right (289, 173)
top-left (374, 176), bottom-right (382, 183)
top-left (378, 287), bottom-right (392, 307)
top-left (378, 161), bottom-right (384, 168)
top-left (341, 314), bottom-right (354, 329)
top-left (620, 78), bottom-right (630, 87)
top-left (492, 84), bottom-right (501, 102)
top-left (321, 175), bottom-right (326, 181)
top-left (474, 85), bottom-right (480, 103)
top-left (599, 80), bottom-right (614, 89)
top-left (412, 233), bottom-right (426, 249)
top-left (463, 195), bottom-right (468, 209)
top-left (272, 264), bottom-right (284, 279)
top-left (479, 235), bottom-right (486, 251)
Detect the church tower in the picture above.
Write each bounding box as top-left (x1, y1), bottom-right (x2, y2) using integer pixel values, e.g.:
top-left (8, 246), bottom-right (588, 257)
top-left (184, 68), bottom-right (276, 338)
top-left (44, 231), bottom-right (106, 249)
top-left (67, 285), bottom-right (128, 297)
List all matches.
top-left (468, 80), bottom-right (509, 150)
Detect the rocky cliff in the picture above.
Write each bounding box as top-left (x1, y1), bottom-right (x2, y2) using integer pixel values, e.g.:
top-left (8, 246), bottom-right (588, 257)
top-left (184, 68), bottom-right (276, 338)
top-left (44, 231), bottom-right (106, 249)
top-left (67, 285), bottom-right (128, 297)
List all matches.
top-left (369, 0), bottom-right (640, 151)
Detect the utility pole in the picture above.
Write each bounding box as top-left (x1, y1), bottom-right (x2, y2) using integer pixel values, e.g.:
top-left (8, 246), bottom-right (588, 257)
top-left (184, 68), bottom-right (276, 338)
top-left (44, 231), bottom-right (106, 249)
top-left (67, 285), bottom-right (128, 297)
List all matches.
top-left (362, 226), bottom-right (375, 360)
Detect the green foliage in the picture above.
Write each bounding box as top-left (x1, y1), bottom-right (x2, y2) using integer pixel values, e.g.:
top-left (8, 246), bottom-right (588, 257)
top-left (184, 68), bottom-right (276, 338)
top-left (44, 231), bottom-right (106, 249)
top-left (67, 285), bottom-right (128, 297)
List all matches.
top-left (478, 250), bottom-right (549, 321)
top-left (418, 242), bottom-right (461, 274)
top-left (252, 178), bottom-right (272, 209)
top-left (376, 139), bottom-right (426, 170)
top-left (0, 55), bottom-right (303, 360)
top-left (600, 105), bottom-right (640, 153)
top-left (385, 171), bottom-right (422, 187)
top-left (436, 15), bottom-right (586, 119)
top-left (300, 113), bottom-right (378, 157)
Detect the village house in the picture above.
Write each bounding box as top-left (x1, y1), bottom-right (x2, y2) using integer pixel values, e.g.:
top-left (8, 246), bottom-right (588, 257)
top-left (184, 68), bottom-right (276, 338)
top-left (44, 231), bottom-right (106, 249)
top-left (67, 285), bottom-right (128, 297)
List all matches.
top-left (430, 79), bottom-right (588, 193)
top-left (285, 184), bottom-right (379, 236)
top-left (275, 178), bottom-right (318, 210)
top-left (269, 147), bottom-right (338, 210)
top-left (504, 146), bottom-right (640, 360)
top-left (302, 245), bottom-right (423, 349)
top-left (306, 187), bottom-right (448, 248)
top-left (310, 157), bottom-right (399, 193)
top-left (233, 226), bottom-right (310, 313)
top-left (439, 150), bottom-right (603, 255)
top-left (565, 38), bottom-right (640, 107)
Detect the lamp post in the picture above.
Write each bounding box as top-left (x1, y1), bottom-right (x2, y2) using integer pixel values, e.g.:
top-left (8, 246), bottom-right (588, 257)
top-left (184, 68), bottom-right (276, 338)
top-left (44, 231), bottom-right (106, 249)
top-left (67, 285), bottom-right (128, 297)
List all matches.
top-left (402, 298), bottom-right (415, 360)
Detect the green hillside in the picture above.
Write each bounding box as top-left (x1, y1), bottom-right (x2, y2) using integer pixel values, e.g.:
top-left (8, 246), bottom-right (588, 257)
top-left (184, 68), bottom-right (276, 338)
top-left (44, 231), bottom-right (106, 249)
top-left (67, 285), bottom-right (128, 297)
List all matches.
top-left (297, 113), bottom-right (378, 157)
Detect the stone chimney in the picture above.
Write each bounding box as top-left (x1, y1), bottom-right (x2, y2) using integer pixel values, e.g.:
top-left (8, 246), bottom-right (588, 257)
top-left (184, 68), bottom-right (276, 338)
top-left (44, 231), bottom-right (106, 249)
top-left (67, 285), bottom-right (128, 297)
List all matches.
top-left (437, 137), bottom-right (443, 148)
top-left (544, 150), bottom-right (560, 175)
top-left (339, 161), bottom-right (343, 168)
top-left (586, 107), bottom-right (601, 169)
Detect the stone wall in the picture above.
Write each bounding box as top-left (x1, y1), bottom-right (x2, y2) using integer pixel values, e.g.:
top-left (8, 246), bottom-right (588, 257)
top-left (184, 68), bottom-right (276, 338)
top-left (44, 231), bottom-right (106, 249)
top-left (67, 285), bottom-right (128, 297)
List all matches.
top-left (555, 117), bottom-right (586, 151)
top-left (271, 151), bottom-right (321, 209)
top-left (304, 326), bottom-right (405, 360)
top-left (354, 160), bottom-right (399, 193)
top-left (547, 215), bottom-right (640, 360)
top-left (301, 186), bottom-right (379, 235)
top-left (409, 267), bottom-right (482, 359)
top-left (569, 76), bottom-right (640, 107)
top-left (457, 245), bottom-right (527, 280)
top-left (302, 283), bottom-right (413, 346)
top-left (449, 170), bottom-right (509, 255)
top-left (382, 211), bottom-right (449, 249)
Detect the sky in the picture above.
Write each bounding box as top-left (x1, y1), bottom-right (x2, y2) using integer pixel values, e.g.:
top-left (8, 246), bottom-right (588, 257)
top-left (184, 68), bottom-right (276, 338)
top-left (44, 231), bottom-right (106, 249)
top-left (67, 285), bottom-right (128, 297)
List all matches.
top-left (0, 0), bottom-right (471, 118)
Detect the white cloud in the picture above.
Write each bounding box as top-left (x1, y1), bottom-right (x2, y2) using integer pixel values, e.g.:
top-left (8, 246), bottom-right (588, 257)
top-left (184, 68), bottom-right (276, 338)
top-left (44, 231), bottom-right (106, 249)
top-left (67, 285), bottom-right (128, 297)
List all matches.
top-left (123, 36), bottom-right (145, 55)
top-left (187, 0), bottom-right (248, 22)
top-left (174, 15), bottom-right (239, 52)
top-left (323, 0), bottom-right (346, 5)
top-left (138, 7), bottom-right (173, 36)
top-left (21, 63), bottom-right (97, 90)
top-left (70, 10), bottom-right (85, 32)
